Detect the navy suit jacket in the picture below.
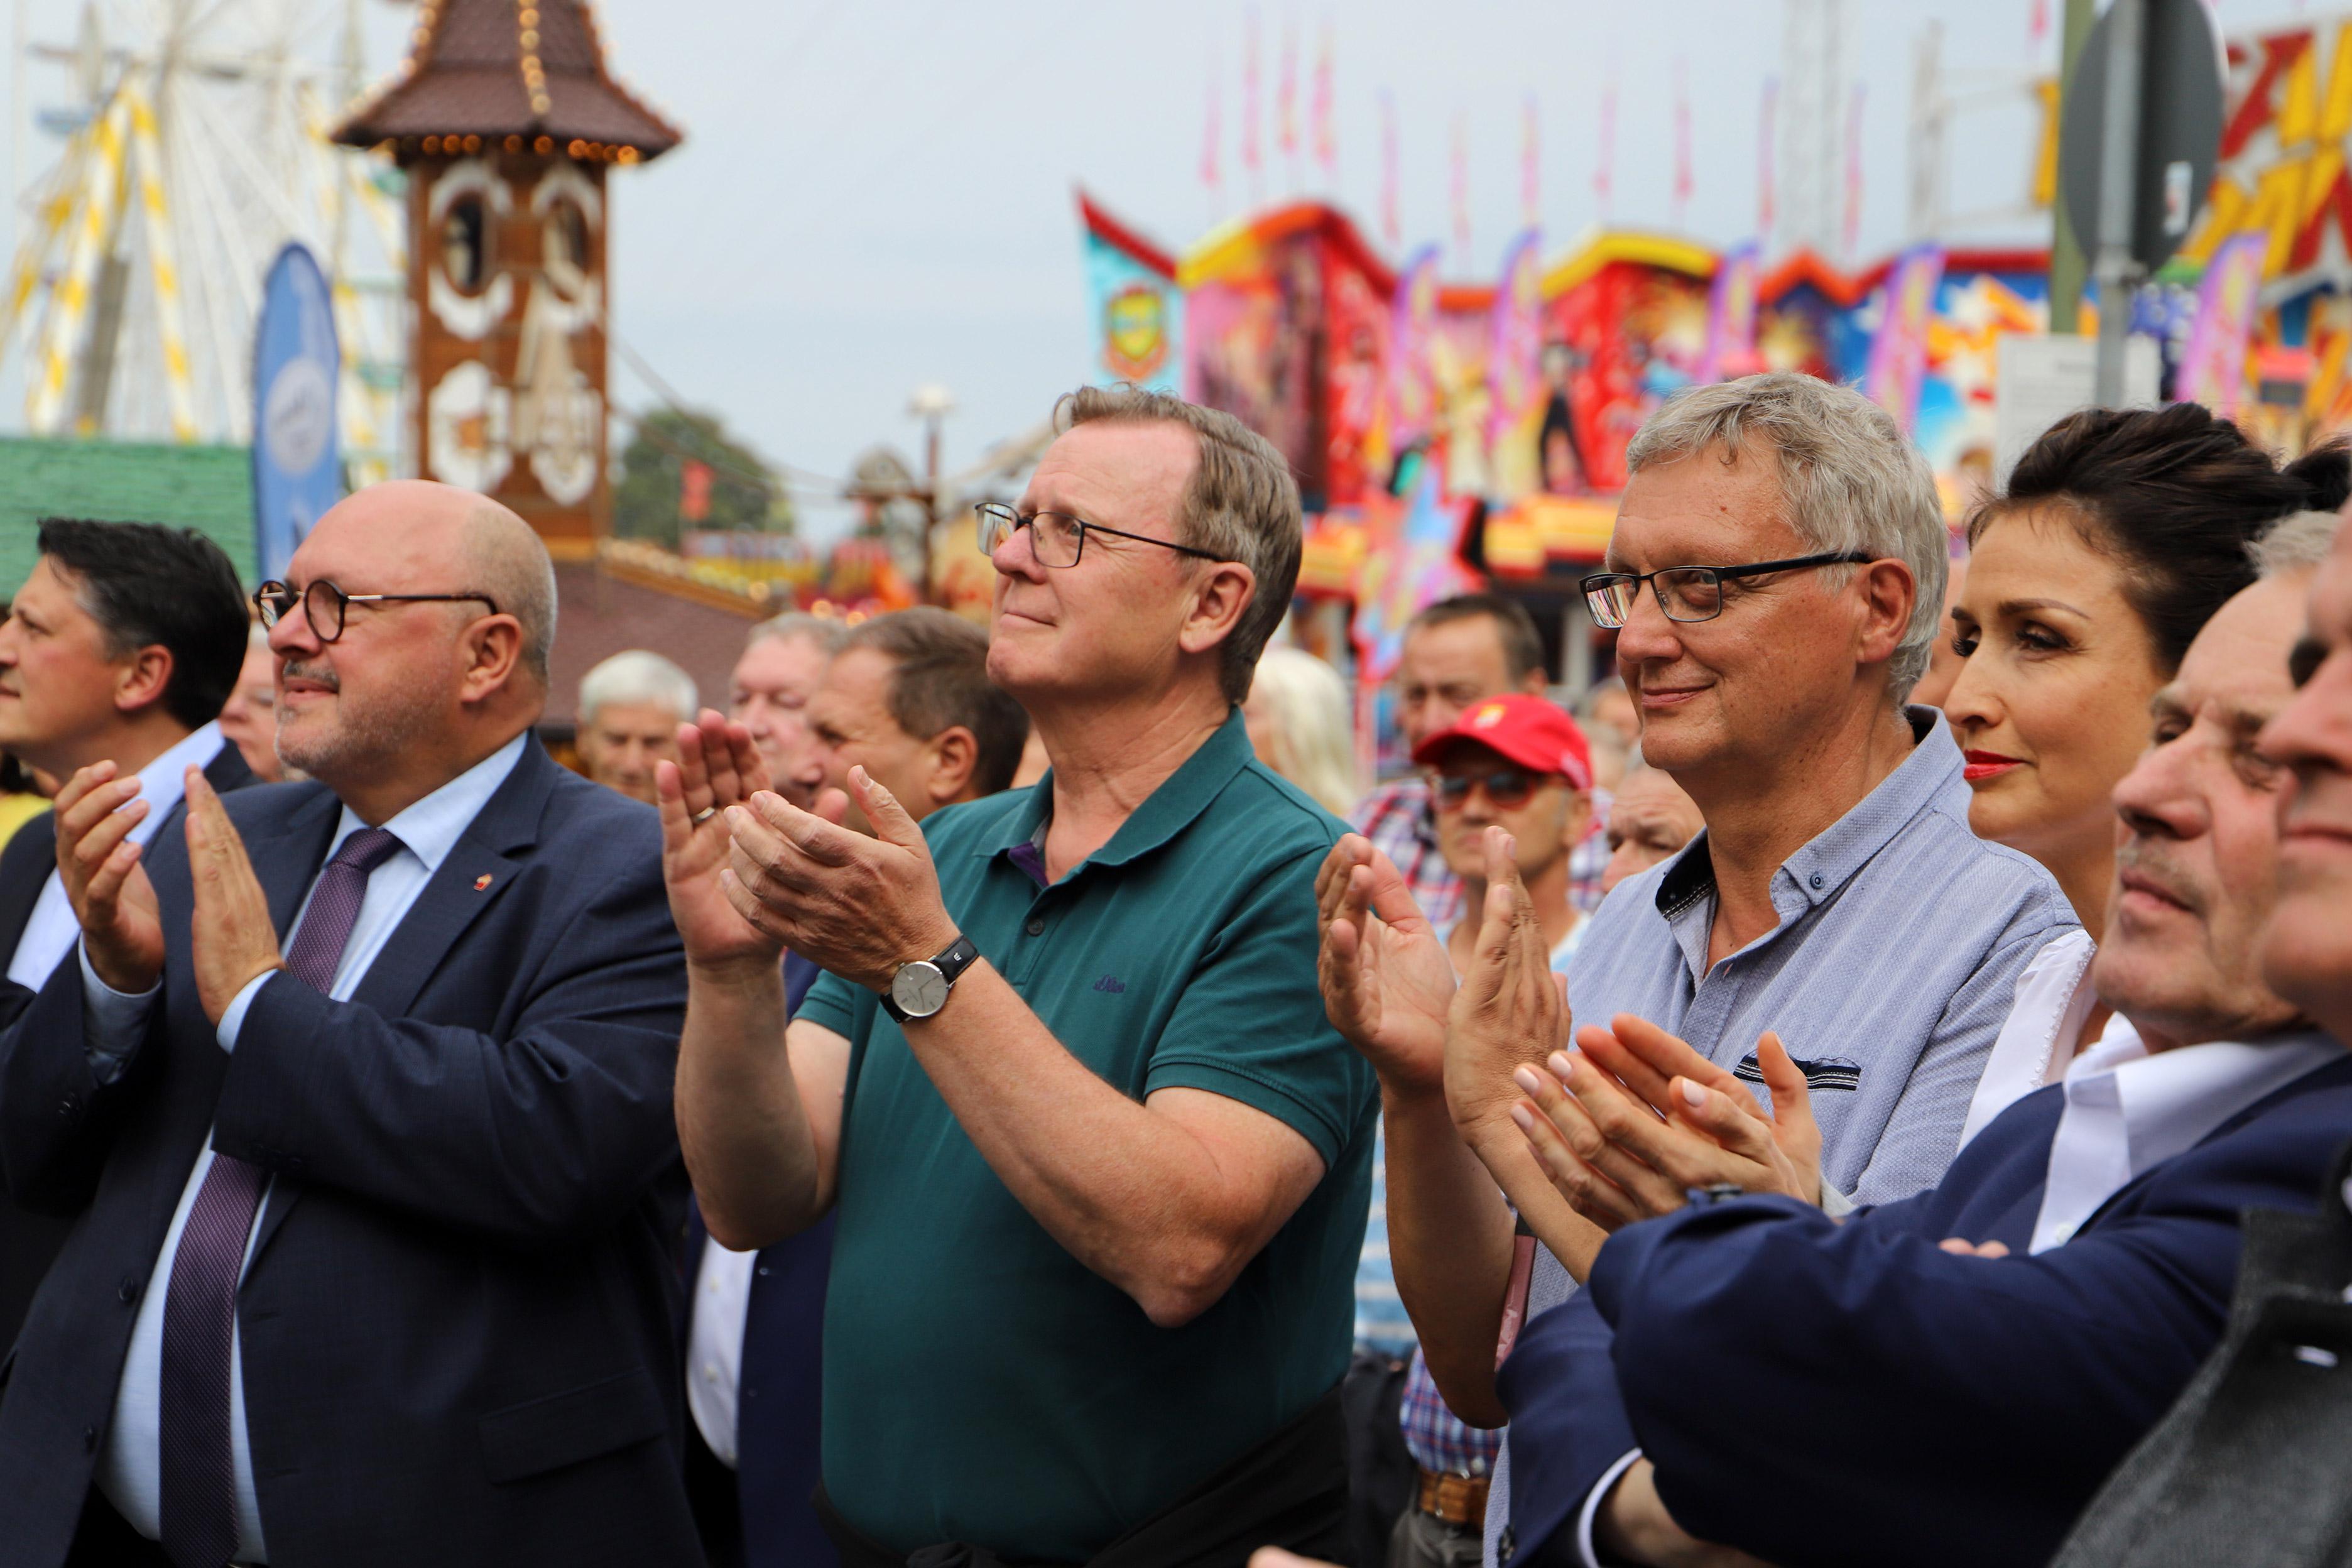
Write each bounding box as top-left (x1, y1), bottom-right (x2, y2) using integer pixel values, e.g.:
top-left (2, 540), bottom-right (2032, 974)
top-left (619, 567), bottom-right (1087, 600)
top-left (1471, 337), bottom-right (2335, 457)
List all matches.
top-left (1500, 1050), bottom-right (2352, 1568)
top-left (0, 736), bottom-right (700, 1567)
top-left (0, 742), bottom-right (255, 1366)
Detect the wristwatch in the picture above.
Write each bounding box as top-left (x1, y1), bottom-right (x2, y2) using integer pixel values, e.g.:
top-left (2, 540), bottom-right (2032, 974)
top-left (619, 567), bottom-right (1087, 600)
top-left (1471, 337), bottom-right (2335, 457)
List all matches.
top-left (880, 934), bottom-right (981, 1024)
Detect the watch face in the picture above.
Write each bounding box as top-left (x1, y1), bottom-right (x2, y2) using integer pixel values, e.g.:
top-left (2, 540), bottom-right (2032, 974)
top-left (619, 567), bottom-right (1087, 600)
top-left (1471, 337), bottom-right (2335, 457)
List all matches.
top-left (893, 961), bottom-right (950, 1018)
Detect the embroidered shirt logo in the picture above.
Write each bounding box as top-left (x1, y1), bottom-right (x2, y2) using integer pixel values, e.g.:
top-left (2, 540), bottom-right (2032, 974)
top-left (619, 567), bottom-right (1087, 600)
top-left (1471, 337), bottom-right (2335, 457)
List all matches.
top-left (1092, 974), bottom-right (1127, 994)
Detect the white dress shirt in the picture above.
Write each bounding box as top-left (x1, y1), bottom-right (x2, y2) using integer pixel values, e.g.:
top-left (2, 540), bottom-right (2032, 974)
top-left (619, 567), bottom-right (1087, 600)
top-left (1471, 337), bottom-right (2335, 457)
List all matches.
top-left (1569, 1019), bottom-right (2346, 1568)
top-left (5, 722), bottom-right (226, 989)
top-left (85, 732), bottom-right (527, 1560)
top-left (687, 1242), bottom-right (758, 1467)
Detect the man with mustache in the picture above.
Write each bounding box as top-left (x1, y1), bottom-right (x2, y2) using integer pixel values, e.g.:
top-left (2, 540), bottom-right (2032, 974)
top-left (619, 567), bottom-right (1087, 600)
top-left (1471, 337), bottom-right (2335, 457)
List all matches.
top-left (0, 481), bottom-right (697, 1565)
top-left (1318, 374), bottom-right (2078, 1559)
top-left (1488, 508), bottom-right (2352, 1567)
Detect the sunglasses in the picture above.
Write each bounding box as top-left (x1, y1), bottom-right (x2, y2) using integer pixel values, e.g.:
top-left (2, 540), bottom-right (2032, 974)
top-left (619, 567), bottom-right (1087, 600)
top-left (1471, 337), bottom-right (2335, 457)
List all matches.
top-left (1432, 768), bottom-right (1548, 812)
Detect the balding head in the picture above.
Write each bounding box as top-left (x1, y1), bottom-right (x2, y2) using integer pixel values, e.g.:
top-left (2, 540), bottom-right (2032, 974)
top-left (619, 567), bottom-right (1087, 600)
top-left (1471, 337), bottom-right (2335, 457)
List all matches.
top-left (272, 481), bottom-right (556, 822)
top-left (461, 499), bottom-right (559, 685)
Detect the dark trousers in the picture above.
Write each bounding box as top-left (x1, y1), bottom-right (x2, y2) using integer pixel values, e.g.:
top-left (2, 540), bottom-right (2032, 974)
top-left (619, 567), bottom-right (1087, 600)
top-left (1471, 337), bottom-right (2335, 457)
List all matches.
top-left (66, 1487), bottom-right (171, 1567)
top-left (685, 1414), bottom-right (746, 1568)
top-left (1341, 1349), bottom-right (1417, 1568)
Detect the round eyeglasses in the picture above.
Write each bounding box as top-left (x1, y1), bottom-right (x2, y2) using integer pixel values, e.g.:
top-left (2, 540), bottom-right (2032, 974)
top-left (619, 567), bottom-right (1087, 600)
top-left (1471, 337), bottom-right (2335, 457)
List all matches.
top-left (974, 502), bottom-right (1228, 569)
top-left (1579, 552), bottom-right (1878, 629)
top-left (253, 579), bottom-right (501, 643)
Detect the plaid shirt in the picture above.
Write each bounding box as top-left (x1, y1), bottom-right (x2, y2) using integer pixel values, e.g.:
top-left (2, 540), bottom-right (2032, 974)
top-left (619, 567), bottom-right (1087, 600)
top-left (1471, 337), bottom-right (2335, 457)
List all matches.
top-left (1349, 776), bottom-right (1613, 926)
top-left (1400, 1348), bottom-right (1505, 1477)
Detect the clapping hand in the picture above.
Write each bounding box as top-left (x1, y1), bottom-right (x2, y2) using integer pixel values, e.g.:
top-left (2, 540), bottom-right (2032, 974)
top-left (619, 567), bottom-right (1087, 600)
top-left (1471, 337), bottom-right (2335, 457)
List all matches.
top-left (718, 768), bottom-right (958, 993)
top-left (51, 760), bottom-right (163, 995)
top-left (1315, 834), bottom-right (1456, 1097)
top-left (183, 769), bottom-right (284, 1023)
top-left (1444, 826), bottom-right (1571, 1139)
top-left (1510, 1016), bottom-right (1823, 1231)
top-left (659, 710), bottom-right (796, 972)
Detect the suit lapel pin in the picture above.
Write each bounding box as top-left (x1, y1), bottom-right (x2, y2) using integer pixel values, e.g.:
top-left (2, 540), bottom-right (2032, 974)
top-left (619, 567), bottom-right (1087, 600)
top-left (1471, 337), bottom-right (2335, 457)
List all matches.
top-left (473, 873), bottom-right (493, 891)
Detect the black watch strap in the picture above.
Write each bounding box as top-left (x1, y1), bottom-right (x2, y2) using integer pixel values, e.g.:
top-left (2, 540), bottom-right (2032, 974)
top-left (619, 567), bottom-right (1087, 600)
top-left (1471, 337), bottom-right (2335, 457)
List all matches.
top-left (879, 934), bottom-right (980, 1023)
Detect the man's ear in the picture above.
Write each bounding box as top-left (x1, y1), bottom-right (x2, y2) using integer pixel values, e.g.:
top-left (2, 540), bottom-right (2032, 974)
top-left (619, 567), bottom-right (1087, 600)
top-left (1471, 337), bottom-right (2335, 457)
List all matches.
top-left (1517, 667), bottom-right (1549, 695)
top-left (113, 643), bottom-right (175, 717)
top-left (1177, 562), bottom-right (1256, 661)
top-left (1855, 559), bottom-right (1917, 669)
top-left (457, 613), bottom-right (525, 704)
top-left (928, 725), bottom-right (981, 805)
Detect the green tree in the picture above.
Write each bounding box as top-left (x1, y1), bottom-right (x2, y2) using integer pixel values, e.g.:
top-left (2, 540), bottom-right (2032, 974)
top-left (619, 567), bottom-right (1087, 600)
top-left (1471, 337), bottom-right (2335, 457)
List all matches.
top-left (613, 408), bottom-right (791, 548)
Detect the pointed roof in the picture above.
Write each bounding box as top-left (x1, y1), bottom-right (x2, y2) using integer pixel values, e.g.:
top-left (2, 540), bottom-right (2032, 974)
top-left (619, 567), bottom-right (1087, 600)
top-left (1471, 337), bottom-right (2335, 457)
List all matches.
top-left (333, 0), bottom-right (681, 161)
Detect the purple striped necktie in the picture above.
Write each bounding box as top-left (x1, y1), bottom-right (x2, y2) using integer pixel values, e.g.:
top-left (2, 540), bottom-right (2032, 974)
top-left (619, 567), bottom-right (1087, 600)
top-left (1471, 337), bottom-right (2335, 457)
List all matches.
top-left (159, 826), bottom-right (401, 1568)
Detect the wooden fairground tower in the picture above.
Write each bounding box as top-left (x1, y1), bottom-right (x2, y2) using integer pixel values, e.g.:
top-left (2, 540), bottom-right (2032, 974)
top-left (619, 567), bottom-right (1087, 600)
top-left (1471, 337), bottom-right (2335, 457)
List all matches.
top-left (332, 0), bottom-right (681, 558)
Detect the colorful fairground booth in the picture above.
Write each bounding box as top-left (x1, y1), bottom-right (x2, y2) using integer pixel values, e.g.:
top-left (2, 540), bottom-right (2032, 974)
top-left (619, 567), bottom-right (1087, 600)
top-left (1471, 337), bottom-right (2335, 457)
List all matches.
top-left (1077, 8), bottom-right (2352, 758)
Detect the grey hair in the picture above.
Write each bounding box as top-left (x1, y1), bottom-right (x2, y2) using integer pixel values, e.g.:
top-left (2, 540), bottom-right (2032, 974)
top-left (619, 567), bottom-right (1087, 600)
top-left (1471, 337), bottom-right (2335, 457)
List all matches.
top-left (1246, 645), bottom-right (1363, 816)
top-left (746, 610), bottom-right (847, 658)
top-left (1624, 372), bottom-right (1949, 702)
top-left (465, 504), bottom-right (558, 685)
top-left (2250, 509), bottom-right (2344, 580)
top-left (579, 649), bottom-right (697, 726)
top-left (1055, 384), bottom-right (1303, 705)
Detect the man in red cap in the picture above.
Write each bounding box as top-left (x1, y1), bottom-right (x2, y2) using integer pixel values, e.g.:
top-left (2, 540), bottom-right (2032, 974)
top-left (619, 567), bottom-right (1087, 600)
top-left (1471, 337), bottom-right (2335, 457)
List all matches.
top-left (1417, 695), bottom-right (1597, 979)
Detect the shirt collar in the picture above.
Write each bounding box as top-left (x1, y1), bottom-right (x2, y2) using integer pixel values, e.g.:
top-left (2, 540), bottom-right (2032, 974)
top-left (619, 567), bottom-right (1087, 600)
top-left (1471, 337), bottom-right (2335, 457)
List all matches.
top-left (1653, 705), bottom-right (1962, 922)
top-left (325, 731), bottom-right (530, 873)
top-left (2062, 1021), bottom-right (2349, 1176)
top-left (126, 722), bottom-right (226, 846)
top-left (983, 709), bottom-right (1256, 879)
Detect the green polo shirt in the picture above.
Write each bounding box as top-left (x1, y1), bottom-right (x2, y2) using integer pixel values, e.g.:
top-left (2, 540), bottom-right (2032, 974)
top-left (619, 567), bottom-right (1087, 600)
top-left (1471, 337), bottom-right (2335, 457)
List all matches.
top-left (795, 709), bottom-right (1377, 1561)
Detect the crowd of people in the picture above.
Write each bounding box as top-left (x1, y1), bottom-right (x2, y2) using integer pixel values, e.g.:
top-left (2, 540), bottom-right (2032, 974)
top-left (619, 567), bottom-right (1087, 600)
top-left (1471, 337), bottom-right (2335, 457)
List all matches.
top-left (0, 371), bottom-right (2346, 1568)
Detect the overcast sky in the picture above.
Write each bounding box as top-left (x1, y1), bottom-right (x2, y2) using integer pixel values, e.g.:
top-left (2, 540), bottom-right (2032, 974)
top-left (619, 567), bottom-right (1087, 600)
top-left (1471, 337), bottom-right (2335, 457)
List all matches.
top-left (0, 0), bottom-right (2328, 538)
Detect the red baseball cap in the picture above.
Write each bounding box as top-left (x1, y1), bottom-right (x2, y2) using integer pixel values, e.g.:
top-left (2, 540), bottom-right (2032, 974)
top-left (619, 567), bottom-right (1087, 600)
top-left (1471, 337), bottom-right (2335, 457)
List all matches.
top-left (1411, 694), bottom-right (1594, 790)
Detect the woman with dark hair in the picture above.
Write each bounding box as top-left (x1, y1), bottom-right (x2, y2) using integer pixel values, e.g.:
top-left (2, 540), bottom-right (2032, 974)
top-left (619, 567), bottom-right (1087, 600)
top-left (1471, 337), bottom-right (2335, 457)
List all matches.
top-left (1942, 403), bottom-right (2346, 1126)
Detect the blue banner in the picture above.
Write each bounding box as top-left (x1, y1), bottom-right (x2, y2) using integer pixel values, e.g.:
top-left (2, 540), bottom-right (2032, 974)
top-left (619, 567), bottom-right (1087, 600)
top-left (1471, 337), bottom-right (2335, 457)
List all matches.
top-left (1083, 233), bottom-right (1181, 393)
top-left (252, 244), bottom-right (342, 581)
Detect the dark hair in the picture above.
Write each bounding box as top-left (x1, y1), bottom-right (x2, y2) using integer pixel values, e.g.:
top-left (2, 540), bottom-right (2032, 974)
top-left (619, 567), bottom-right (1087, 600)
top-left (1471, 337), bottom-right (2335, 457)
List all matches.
top-left (840, 607), bottom-right (1031, 797)
top-left (1966, 405), bottom-right (2351, 674)
top-left (1406, 592), bottom-right (1545, 683)
top-left (34, 518), bottom-right (251, 729)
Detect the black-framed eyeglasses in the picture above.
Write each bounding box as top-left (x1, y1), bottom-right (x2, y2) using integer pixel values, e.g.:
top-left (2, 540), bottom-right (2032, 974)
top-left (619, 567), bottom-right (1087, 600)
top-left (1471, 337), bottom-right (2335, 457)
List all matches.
top-left (974, 502), bottom-right (1229, 569)
top-left (1580, 552), bottom-right (1878, 629)
top-left (253, 579), bottom-right (501, 643)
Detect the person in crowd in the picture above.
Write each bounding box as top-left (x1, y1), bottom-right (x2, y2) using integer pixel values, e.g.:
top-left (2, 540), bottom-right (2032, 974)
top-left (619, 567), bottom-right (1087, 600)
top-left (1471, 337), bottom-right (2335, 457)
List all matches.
top-left (1352, 595), bottom-right (1550, 928)
top-left (1318, 372), bottom-right (2078, 1560)
top-left (1907, 556), bottom-right (1967, 710)
top-left (1246, 645), bottom-right (1364, 819)
top-left (665, 387), bottom-right (1375, 1565)
top-left (1486, 506), bottom-right (2352, 1568)
top-left (680, 603), bottom-right (1028, 1568)
top-left (216, 624), bottom-right (287, 783)
top-left (0, 481), bottom-right (697, 1565)
top-left (0, 520), bottom-right (253, 1361)
top-left (1946, 407), bottom-right (2348, 935)
top-left (1597, 754), bottom-right (1702, 896)
top-left (1375, 692), bottom-right (1599, 1568)
top-left (576, 648), bottom-right (698, 804)
top-left (1571, 684), bottom-right (1637, 793)
top-left (0, 753), bottom-right (48, 851)
top-left (2265, 508), bottom-right (2352, 1048)
top-left (729, 611), bottom-right (844, 810)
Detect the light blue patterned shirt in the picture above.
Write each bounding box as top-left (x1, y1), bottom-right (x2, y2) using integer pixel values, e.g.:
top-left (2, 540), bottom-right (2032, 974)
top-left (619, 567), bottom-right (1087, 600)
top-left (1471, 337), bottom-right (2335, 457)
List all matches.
top-left (1485, 709), bottom-right (2079, 1564)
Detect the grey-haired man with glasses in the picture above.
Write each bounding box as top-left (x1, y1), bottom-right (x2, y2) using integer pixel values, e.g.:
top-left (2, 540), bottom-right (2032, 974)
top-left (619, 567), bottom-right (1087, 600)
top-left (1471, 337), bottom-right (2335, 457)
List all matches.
top-left (1314, 372), bottom-right (2078, 1562)
top-left (667, 388), bottom-right (1376, 1565)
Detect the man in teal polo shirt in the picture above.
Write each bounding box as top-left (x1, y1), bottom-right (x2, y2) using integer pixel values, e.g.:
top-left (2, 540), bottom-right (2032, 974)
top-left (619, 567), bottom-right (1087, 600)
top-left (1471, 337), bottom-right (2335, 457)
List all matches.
top-left (661, 386), bottom-right (1377, 1566)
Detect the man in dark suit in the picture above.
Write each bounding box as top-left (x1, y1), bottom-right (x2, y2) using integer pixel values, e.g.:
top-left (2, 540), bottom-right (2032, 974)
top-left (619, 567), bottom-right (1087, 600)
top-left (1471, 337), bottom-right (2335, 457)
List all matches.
top-left (680, 606), bottom-right (1030, 1568)
top-left (1487, 523), bottom-right (2351, 1568)
top-left (0, 519), bottom-right (252, 1362)
top-left (0, 481), bottom-right (697, 1566)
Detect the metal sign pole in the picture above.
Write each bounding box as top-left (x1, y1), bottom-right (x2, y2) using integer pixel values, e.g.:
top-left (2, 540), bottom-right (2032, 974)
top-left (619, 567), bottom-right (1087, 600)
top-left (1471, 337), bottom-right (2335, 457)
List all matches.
top-left (2093, 0), bottom-right (2145, 408)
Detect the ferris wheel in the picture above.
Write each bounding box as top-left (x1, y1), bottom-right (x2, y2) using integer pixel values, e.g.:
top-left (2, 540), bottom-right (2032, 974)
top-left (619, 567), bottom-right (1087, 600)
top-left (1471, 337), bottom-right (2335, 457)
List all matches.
top-left (1, 0), bottom-right (406, 474)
